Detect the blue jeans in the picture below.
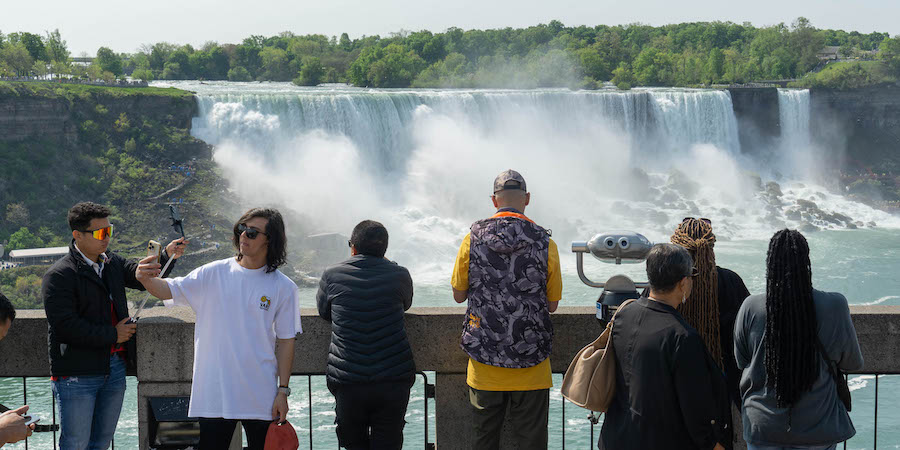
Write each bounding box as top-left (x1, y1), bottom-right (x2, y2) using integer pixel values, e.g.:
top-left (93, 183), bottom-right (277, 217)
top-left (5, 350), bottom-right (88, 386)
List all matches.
top-left (52, 355), bottom-right (127, 450)
top-left (748, 445), bottom-right (837, 450)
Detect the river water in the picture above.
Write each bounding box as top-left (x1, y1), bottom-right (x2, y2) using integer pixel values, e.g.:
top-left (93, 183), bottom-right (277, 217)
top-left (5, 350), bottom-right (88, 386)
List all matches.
top-left (3, 81), bottom-right (898, 449)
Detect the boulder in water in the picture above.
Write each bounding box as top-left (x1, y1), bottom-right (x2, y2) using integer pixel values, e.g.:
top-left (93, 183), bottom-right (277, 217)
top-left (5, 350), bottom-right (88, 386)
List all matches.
top-left (800, 223), bottom-right (820, 233)
top-left (796, 199), bottom-right (819, 210)
top-left (765, 181), bottom-right (784, 197)
top-left (665, 169), bottom-right (700, 199)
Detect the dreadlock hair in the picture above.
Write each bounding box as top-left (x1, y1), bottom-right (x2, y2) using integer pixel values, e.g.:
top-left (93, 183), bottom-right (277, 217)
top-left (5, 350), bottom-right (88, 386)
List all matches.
top-left (671, 218), bottom-right (722, 369)
top-left (764, 229), bottom-right (818, 408)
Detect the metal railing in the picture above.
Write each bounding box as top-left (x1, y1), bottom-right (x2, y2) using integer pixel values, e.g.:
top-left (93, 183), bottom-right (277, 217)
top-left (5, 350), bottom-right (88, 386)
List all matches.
top-left (2, 372), bottom-right (889, 449)
top-left (2, 372), bottom-right (436, 450)
top-left (557, 372), bottom-right (892, 450)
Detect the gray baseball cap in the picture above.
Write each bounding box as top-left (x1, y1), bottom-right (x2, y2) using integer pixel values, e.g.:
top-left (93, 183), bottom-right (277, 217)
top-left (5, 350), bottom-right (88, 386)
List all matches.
top-left (493, 169), bottom-right (527, 193)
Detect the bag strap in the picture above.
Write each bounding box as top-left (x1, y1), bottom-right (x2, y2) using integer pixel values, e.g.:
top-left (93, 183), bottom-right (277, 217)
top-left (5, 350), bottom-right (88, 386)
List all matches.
top-left (812, 335), bottom-right (841, 376)
top-left (606, 298), bottom-right (637, 330)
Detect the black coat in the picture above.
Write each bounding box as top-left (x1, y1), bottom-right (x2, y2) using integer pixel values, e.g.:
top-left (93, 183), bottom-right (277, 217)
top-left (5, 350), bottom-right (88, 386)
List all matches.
top-left (600, 297), bottom-right (732, 450)
top-left (42, 241), bottom-right (174, 376)
top-left (317, 255), bottom-right (415, 385)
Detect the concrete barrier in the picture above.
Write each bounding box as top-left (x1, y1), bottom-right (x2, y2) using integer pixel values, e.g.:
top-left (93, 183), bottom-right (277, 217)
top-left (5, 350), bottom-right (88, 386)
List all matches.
top-left (2, 305), bottom-right (898, 449)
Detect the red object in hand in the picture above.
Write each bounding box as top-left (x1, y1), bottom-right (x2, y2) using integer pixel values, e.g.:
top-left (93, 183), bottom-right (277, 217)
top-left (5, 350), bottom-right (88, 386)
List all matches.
top-left (264, 420), bottom-right (299, 450)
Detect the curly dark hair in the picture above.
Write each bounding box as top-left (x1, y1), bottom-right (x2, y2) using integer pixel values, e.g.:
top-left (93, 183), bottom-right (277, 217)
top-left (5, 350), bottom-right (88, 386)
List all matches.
top-left (232, 208), bottom-right (287, 273)
top-left (67, 202), bottom-right (111, 231)
top-left (764, 229), bottom-right (818, 408)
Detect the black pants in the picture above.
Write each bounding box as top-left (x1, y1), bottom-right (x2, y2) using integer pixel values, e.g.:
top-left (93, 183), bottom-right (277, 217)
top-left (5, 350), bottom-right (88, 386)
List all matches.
top-left (328, 380), bottom-right (413, 450)
top-left (199, 418), bottom-right (271, 450)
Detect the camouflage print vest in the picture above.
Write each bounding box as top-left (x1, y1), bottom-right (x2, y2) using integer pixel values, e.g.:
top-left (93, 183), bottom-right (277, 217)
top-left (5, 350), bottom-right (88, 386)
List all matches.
top-left (461, 210), bottom-right (553, 369)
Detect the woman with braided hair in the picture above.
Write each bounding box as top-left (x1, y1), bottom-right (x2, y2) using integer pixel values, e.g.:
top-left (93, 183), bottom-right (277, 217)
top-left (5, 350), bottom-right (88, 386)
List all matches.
top-left (734, 229), bottom-right (863, 450)
top-left (670, 218), bottom-right (750, 407)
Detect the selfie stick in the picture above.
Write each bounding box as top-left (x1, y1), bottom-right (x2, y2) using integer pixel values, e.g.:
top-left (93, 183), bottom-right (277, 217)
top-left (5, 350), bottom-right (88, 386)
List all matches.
top-left (131, 206), bottom-right (186, 321)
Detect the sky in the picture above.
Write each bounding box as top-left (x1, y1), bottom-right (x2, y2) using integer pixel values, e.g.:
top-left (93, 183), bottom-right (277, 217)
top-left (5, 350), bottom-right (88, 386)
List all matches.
top-left (2, 0), bottom-right (898, 55)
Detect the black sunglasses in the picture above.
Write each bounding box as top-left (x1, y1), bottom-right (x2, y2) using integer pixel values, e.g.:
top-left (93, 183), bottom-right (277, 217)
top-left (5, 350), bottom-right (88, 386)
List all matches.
top-left (238, 223), bottom-right (267, 239)
top-left (688, 266), bottom-right (700, 277)
top-left (682, 217), bottom-right (712, 225)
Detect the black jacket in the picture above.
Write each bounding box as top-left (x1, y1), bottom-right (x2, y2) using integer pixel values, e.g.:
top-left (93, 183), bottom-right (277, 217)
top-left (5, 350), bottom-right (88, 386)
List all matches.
top-left (42, 241), bottom-right (174, 376)
top-left (643, 266), bottom-right (750, 405)
top-left (600, 297), bottom-right (732, 450)
top-left (317, 255), bottom-right (415, 385)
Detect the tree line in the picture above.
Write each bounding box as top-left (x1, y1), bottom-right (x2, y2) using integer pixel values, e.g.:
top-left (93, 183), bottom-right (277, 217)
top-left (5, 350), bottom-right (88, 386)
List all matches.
top-left (1, 20), bottom-right (898, 89)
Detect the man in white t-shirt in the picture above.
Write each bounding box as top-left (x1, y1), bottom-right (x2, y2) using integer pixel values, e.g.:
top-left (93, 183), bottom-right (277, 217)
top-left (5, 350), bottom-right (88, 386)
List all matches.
top-left (137, 207), bottom-right (302, 449)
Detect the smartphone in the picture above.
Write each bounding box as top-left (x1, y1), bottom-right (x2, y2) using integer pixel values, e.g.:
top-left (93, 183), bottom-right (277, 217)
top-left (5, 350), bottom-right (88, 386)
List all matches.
top-left (23, 415), bottom-right (40, 426)
top-left (147, 240), bottom-right (162, 262)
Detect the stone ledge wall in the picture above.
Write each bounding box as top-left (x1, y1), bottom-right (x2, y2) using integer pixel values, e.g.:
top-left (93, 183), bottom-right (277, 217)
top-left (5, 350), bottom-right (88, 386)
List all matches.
top-left (3, 305), bottom-right (898, 449)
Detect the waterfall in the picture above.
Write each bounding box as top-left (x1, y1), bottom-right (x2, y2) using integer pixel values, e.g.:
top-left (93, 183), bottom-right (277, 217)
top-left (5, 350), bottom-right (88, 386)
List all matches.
top-left (154, 81), bottom-right (898, 279)
top-left (777, 89), bottom-right (814, 178)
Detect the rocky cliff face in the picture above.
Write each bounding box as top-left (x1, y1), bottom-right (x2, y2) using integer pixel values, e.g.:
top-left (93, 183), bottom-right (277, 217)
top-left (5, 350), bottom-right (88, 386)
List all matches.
top-left (810, 84), bottom-right (900, 172)
top-left (727, 88), bottom-right (781, 155)
top-left (0, 91), bottom-right (197, 145)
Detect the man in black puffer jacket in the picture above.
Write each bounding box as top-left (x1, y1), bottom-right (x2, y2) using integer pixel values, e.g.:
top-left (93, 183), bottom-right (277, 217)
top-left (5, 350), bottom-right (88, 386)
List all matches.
top-left (317, 220), bottom-right (414, 450)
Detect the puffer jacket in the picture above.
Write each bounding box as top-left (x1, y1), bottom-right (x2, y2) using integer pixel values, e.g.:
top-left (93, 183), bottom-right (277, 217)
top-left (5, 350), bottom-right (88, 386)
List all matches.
top-left (317, 255), bottom-right (415, 385)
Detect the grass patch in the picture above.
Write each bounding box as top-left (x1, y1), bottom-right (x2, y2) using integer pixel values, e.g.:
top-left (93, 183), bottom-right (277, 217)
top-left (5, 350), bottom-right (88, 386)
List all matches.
top-left (0, 81), bottom-right (194, 100)
top-left (790, 61), bottom-right (898, 90)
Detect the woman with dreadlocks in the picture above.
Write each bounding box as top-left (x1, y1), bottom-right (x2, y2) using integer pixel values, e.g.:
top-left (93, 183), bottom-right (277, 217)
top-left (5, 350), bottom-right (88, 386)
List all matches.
top-left (734, 229), bottom-right (863, 449)
top-left (670, 218), bottom-right (750, 406)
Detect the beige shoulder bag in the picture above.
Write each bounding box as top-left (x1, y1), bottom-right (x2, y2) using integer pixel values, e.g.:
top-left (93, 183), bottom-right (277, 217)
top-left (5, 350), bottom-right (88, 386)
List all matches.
top-left (560, 299), bottom-right (636, 412)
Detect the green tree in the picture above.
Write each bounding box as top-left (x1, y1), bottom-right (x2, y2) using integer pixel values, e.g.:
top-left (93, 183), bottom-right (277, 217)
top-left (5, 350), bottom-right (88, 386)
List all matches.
top-left (0, 42), bottom-right (34, 76)
top-left (7, 227), bottom-right (43, 251)
top-left (132, 68), bottom-right (154, 82)
top-left (294, 56), bottom-right (324, 86)
top-left (95, 47), bottom-right (123, 76)
top-left (4, 203), bottom-right (29, 227)
top-left (31, 60), bottom-right (48, 78)
top-left (878, 36), bottom-right (900, 74)
top-left (44, 29), bottom-right (70, 63)
top-left (227, 66), bottom-right (252, 81)
top-left (259, 46), bottom-right (292, 80)
top-left (705, 48), bottom-right (725, 83)
top-left (339, 33), bottom-right (352, 51)
top-left (8, 32), bottom-right (46, 61)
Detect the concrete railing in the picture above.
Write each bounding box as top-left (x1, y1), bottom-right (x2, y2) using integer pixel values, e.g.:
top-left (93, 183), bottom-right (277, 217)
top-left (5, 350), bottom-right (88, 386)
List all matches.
top-left (2, 305), bottom-right (899, 449)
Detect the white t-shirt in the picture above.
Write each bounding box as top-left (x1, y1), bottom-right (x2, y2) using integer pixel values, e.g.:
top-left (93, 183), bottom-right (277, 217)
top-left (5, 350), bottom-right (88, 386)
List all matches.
top-left (164, 257), bottom-right (302, 420)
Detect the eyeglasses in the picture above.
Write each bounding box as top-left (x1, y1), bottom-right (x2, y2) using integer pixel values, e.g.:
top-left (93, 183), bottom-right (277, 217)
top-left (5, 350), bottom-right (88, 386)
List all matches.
top-left (347, 240), bottom-right (353, 248)
top-left (682, 217), bottom-right (712, 225)
top-left (238, 223), bottom-right (267, 239)
top-left (688, 266), bottom-right (700, 277)
top-left (84, 225), bottom-right (114, 240)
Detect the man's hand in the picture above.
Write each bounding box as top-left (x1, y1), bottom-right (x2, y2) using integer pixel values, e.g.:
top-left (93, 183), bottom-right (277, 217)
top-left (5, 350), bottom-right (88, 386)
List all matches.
top-left (135, 255), bottom-right (162, 283)
top-left (272, 392), bottom-right (289, 423)
top-left (115, 317), bottom-right (137, 343)
top-left (0, 405), bottom-right (34, 444)
top-left (165, 238), bottom-right (189, 260)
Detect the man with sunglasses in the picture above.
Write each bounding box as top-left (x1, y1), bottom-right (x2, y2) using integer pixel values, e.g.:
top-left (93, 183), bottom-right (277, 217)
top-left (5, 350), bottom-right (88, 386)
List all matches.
top-left (137, 208), bottom-right (301, 450)
top-left (42, 201), bottom-right (186, 449)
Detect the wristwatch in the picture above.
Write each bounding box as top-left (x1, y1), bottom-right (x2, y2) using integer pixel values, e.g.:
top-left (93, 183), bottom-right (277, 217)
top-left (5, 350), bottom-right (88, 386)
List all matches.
top-left (278, 385), bottom-right (291, 396)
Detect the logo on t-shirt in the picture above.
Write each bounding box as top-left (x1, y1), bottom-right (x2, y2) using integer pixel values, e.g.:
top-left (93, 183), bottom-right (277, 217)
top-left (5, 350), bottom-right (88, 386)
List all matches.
top-left (259, 296), bottom-right (271, 311)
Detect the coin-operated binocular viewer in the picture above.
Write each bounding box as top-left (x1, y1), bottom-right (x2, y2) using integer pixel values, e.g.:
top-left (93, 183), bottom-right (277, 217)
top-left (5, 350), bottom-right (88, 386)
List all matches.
top-left (572, 231), bottom-right (652, 327)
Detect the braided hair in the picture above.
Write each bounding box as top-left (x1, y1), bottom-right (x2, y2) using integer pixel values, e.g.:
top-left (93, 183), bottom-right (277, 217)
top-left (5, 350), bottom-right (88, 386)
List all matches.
top-left (764, 229), bottom-right (818, 408)
top-left (671, 219), bottom-right (722, 369)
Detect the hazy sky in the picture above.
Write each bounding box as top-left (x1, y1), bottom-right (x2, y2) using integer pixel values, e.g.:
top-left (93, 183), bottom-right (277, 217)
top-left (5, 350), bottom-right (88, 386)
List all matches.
top-left (2, 0), bottom-right (898, 55)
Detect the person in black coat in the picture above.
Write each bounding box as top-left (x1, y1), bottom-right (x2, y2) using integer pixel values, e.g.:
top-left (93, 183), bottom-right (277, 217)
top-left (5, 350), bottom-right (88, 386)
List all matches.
top-left (42, 202), bottom-right (185, 450)
top-left (600, 243), bottom-right (730, 450)
top-left (670, 218), bottom-right (751, 407)
top-left (317, 220), bottom-right (414, 450)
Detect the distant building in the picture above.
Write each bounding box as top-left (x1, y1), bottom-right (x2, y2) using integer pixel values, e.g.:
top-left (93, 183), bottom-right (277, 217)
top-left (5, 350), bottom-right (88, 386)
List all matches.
top-left (8, 247), bottom-right (69, 266)
top-left (817, 46), bottom-right (841, 61)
